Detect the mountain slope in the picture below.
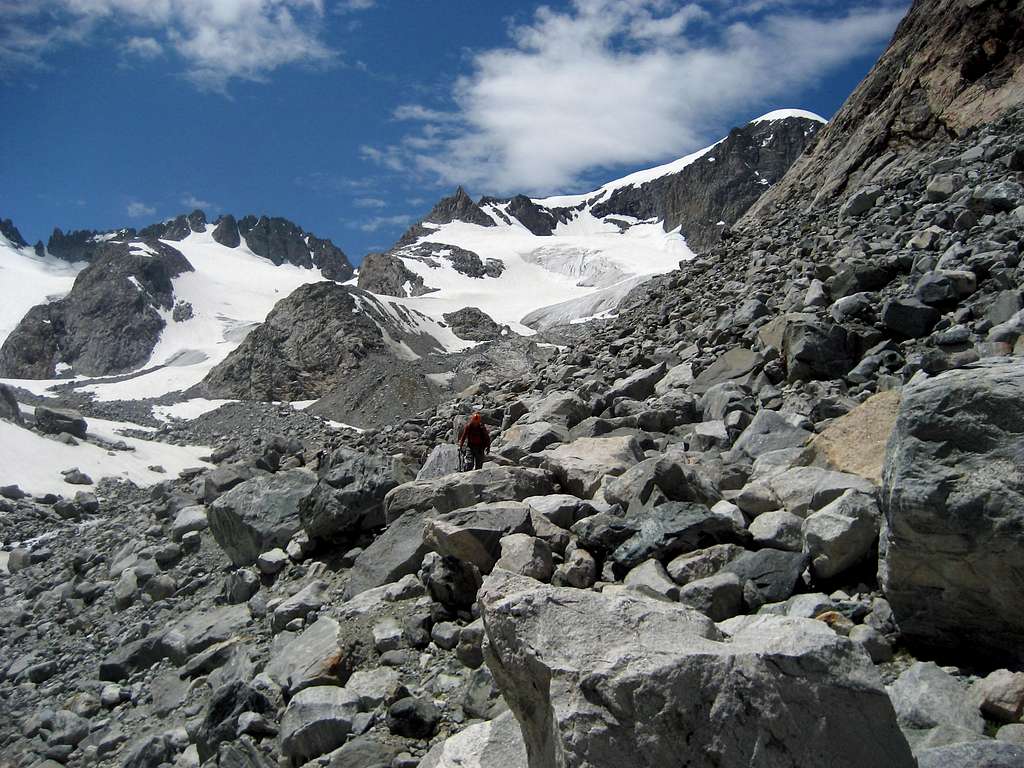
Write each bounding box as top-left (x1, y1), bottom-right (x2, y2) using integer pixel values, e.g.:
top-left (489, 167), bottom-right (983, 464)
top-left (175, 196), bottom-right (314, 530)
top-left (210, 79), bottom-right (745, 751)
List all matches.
top-left (357, 111), bottom-right (824, 333)
top-left (0, 214), bottom-right (354, 400)
top-left (743, 0), bottom-right (1024, 220)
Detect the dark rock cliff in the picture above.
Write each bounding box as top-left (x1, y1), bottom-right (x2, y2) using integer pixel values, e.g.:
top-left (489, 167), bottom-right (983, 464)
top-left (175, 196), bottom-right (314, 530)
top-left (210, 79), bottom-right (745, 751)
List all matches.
top-left (0, 218), bottom-right (28, 248)
top-left (236, 215), bottom-right (354, 281)
top-left (0, 241), bottom-right (193, 378)
top-left (743, 0), bottom-right (1024, 221)
top-left (590, 116), bottom-right (822, 252)
top-left (197, 282), bottom-right (387, 402)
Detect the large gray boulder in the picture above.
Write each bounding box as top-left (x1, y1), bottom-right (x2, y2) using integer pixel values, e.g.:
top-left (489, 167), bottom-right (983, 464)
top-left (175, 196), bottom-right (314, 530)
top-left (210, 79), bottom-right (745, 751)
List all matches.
top-left (603, 454), bottom-right (722, 510)
top-left (423, 502), bottom-right (533, 573)
top-left (880, 359), bottom-right (1024, 662)
top-left (888, 662), bottom-right (984, 736)
top-left (916, 741), bottom-right (1024, 767)
top-left (479, 570), bottom-right (914, 768)
top-left (383, 466), bottom-right (554, 523)
top-left (279, 685), bottom-right (360, 763)
top-left (802, 490), bottom-right (880, 579)
top-left (343, 508), bottom-right (434, 599)
top-left (732, 410), bottom-right (812, 460)
top-left (264, 617), bottom-right (353, 695)
top-left (416, 444), bottom-right (462, 480)
top-left (35, 405), bottom-right (88, 438)
top-left (606, 361), bottom-right (667, 401)
top-left (542, 436), bottom-right (645, 498)
top-left (300, 448), bottom-right (408, 540)
top-left (419, 710), bottom-right (527, 768)
top-left (208, 470), bottom-right (317, 566)
top-left (494, 421), bottom-right (569, 462)
top-left (0, 383), bottom-right (22, 425)
top-left (519, 391), bottom-right (590, 429)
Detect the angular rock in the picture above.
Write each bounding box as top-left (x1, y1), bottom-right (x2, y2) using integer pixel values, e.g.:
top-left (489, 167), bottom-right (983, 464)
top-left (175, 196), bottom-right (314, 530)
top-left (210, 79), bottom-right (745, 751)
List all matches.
top-left (265, 617), bottom-right (356, 694)
top-left (384, 466), bottom-right (554, 523)
top-left (480, 570), bottom-right (914, 768)
top-left (881, 359), bottom-right (1024, 662)
top-left (494, 534), bottom-right (554, 581)
top-left (916, 741), bottom-right (1024, 768)
top-left (722, 548), bottom-right (808, 604)
top-left (677, 571), bottom-right (744, 621)
top-left (611, 502), bottom-right (749, 572)
top-left (280, 686), bottom-right (360, 763)
top-left (888, 662), bottom-right (984, 734)
top-left (732, 409), bottom-right (812, 460)
top-left (606, 362), bottom-right (667, 401)
top-left (208, 469), bottom-right (316, 566)
top-left (882, 298), bottom-right (940, 338)
top-left (416, 444), bottom-right (463, 481)
top-left (423, 501), bottom-right (533, 573)
top-left (748, 510), bottom-right (803, 551)
top-left (802, 490), bottom-right (880, 579)
top-left (494, 421), bottom-right (568, 462)
top-left (35, 406), bottom-right (87, 438)
top-left (420, 710), bottom-right (527, 768)
top-left (541, 436), bottom-right (645, 498)
top-left (300, 449), bottom-right (405, 540)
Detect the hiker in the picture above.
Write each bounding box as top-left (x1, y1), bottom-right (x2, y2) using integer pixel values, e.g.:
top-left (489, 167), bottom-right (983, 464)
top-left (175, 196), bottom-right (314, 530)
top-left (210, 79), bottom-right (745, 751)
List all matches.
top-left (459, 412), bottom-right (491, 470)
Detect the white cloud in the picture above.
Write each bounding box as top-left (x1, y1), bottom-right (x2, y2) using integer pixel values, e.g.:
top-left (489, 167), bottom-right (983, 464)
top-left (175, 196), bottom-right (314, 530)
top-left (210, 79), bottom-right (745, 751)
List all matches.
top-left (348, 213), bottom-right (412, 232)
top-left (181, 194), bottom-right (212, 210)
top-left (126, 200), bottom-right (156, 218)
top-left (353, 197), bottom-right (387, 208)
top-left (123, 35), bottom-right (162, 60)
top-left (371, 0), bottom-right (907, 194)
top-left (0, 0), bottom-right (355, 89)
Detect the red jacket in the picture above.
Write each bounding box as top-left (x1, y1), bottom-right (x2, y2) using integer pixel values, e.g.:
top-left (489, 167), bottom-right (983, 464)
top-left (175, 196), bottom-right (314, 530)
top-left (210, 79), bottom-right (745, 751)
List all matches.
top-left (460, 420), bottom-right (490, 449)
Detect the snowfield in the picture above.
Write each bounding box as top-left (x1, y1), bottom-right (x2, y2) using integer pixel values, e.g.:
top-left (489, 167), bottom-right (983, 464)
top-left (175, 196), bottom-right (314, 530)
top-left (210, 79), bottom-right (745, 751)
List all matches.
top-left (0, 235), bottom-right (84, 349)
top-left (0, 414), bottom-right (212, 496)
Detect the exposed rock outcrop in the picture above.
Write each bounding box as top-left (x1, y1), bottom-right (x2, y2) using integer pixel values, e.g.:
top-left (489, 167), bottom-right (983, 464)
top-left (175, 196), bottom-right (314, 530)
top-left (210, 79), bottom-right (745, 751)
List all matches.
top-left (236, 215), bottom-right (354, 281)
top-left (591, 114), bottom-right (823, 251)
top-left (743, 0), bottom-right (1024, 220)
top-left (0, 240), bottom-right (193, 377)
top-left (198, 282), bottom-right (386, 402)
top-left (442, 307), bottom-right (503, 341)
top-left (356, 252), bottom-right (435, 297)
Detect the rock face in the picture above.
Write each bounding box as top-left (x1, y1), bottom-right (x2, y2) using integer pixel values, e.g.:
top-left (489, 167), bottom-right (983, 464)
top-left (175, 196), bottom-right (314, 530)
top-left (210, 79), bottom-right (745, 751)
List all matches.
top-left (480, 570), bottom-right (914, 768)
top-left (236, 215), bottom-right (354, 281)
top-left (138, 210), bottom-right (207, 240)
top-left (0, 240), bottom-right (193, 377)
top-left (743, 0), bottom-right (1024, 221)
top-left (199, 283), bottom-right (385, 402)
top-left (356, 252), bottom-right (434, 297)
top-left (590, 114), bottom-right (823, 252)
top-left (880, 358), bottom-right (1024, 663)
top-left (0, 218), bottom-right (28, 248)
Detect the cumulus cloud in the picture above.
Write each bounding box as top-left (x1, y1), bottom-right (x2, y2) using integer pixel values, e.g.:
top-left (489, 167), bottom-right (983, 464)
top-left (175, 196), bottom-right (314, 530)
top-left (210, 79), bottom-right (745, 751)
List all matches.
top-left (353, 197), bottom-right (387, 208)
top-left (1, 0), bottom-right (351, 90)
top-left (181, 194), bottom-right (213, 210)
top-left (348, 213), bottom-right (412, 232)
top-left (366, 0), bottom-right (907, 194)
top-left (126, 200), bottom-right (156, 218)
top-left (123, 36), bottom-right (163, 60)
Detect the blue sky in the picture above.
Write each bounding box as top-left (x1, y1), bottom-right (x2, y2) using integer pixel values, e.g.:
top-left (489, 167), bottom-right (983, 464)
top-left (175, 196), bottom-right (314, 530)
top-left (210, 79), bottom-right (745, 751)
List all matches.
top-left (1, 0), bottom-right (907, 263)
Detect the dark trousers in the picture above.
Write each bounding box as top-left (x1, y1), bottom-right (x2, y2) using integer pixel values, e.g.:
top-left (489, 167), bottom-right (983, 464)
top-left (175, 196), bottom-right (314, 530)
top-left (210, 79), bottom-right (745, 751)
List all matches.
top-left (468, 445), bottom-right (485, 470)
